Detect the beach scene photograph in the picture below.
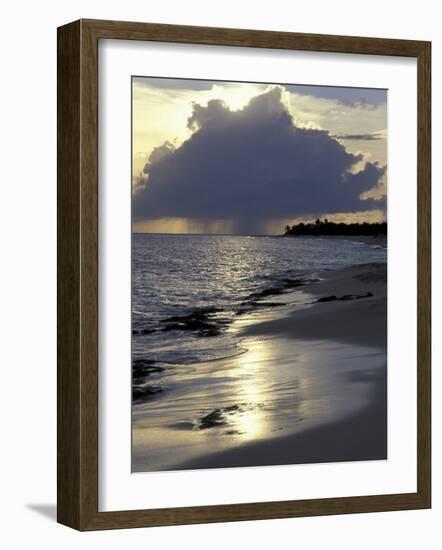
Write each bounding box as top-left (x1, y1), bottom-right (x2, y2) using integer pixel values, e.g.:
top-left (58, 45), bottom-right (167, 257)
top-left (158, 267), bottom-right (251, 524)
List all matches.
top-left (131, 76), bottom-right (388, 472)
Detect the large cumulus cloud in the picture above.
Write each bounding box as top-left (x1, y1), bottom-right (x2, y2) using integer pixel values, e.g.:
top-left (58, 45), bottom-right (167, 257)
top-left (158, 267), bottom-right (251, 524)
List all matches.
top-left (133, 87), bottom-right (386, 233)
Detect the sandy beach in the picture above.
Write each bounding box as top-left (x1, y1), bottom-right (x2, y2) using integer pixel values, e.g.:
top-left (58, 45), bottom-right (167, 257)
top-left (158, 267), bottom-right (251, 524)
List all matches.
top-left (180, 263), bottom-right (387, 470)
top-left (245, 262), bottom-right (387, 348)
top-left (132, 262), bottom-right (387, 472)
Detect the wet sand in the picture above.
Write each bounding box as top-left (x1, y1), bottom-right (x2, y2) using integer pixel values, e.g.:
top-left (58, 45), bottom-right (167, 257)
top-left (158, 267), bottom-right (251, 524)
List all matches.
top-left (133, 263), bottom-right (387, 472)
top-left (181, 373), bottom-right (386, 469)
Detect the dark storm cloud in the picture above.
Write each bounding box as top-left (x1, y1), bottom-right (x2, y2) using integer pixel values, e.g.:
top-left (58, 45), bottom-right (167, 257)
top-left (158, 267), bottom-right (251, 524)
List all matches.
top-left (285, 85), bottom-right (387, 108)
top-left (133, 87), bottom-right (386, 233)
top-left (134, 77), bottom-right (216, 91)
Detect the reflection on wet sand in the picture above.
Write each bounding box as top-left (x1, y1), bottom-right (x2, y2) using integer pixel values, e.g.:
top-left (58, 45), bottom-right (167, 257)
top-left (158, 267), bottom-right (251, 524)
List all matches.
top-left (132, 263), bottom-right (387, 472)
top-left (132, 334), bottom-right (385, 472)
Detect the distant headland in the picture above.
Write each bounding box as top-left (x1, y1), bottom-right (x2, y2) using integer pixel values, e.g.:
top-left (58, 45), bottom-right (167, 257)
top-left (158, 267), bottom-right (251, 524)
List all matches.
top-left (284, 218), bottom-right (387, 237)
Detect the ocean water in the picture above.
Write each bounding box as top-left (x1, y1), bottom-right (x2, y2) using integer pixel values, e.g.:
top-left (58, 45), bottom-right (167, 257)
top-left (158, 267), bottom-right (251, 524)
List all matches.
top-left (132, 233), bottom-right (386, 366)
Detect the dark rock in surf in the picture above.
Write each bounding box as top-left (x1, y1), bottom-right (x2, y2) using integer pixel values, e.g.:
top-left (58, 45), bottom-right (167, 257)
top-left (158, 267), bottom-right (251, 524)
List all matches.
top-left (246, 277), bottom-right (319, 305)
top-left (199, 404), bottom-right (243, 429)
top-left (282, 277), bottom-right (319, 288)
top-left (160, 307), bottom-right (229, 337)
top-left (133, 358), bottom-right (156, 366)
top-left (132, 327), bottom-right (156, 335)
top-left (132, 359), bottom-right (165, 382)
top-left (251, 301), bottom-right (286, 309)
top-left (316, 295), bottom-right (338, 303)
top-left (199, 409), bottom-right (227, 429)
top-left (249, 287), bottom-right (285, 299)
top-left (315, 291), bottom-right (374, 304)
top-left (198, 326), bottom-right (222, 337)
top-left (223, 404), bottom-right (240, 413)
top-left (235, 301), bottom-right (286, 315)
top-left (132, 384), bottom-right (163, 402)
top-left (339, 292), bottom-right (373, 301)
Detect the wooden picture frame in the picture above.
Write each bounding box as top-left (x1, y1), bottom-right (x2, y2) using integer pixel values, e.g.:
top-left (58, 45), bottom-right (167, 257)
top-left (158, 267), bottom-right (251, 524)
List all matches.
top-left (57, 18), bottom-right (431, 531)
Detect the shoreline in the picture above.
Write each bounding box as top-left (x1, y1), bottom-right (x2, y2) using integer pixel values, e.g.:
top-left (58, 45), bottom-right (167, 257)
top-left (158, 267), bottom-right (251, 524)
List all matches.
top-left (244, 262), bottom-right (387, 348)
top-left (175, 262), bottom-right (387, 471)
top-left (133, 262), bottom-right (387, 472)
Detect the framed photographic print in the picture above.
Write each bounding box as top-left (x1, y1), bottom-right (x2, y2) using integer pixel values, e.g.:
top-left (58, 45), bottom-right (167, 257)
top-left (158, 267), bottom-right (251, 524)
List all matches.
top-left (57, 19), bottom-right (431, 530)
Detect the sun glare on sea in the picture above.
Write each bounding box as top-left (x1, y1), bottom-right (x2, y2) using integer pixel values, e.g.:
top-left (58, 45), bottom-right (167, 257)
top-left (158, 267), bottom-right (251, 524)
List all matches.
top-left (227, 340), bottom-right (272, 440)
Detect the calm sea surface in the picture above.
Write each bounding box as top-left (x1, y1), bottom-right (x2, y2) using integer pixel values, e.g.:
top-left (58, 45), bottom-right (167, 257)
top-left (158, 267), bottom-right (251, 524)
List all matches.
top-left (132, 234), bottom-right (386, 365)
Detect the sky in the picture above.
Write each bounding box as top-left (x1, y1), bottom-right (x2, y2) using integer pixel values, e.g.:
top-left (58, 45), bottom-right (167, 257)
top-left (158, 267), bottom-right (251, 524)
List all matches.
top-left (132, 77), bottom-right (387, 235)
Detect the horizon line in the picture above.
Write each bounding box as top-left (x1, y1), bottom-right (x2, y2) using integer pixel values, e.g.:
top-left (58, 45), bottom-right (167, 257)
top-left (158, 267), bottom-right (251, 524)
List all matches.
top-left (132, 232), bottom-right (278, 237)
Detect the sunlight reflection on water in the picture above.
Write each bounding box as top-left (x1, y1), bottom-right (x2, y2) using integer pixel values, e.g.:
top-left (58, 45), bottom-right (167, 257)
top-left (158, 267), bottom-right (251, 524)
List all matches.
top-left (132, 335), bottom-right (385, 471)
